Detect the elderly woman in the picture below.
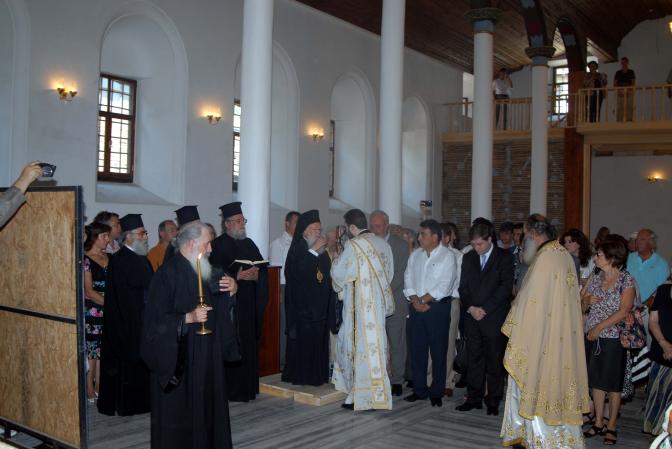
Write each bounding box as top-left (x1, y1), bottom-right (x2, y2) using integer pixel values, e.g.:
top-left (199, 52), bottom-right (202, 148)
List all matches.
top-left (581, 238), bottom-right (635, 445)
top-left (561, 228), bottom-right (594, 286)
top-left (83, 222), bottom-right (111, 401)
top-left (645, 282), bottom-right (672, 436)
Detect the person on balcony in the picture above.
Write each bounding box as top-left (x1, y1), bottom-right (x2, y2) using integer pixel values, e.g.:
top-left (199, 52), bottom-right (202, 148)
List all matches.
top-left (492, 68), bottom-right (512, 130)
top-left (614, 57), bottom-right (636, 122)
top-left (583, 61), bottom-right (607, 122)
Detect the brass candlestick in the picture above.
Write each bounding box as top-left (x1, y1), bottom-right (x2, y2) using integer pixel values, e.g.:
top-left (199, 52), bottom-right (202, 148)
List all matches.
top-left (196, 252), bottom-right (212, 335)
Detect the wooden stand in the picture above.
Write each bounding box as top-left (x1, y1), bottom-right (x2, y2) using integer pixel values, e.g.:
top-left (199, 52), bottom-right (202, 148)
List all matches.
top-left (258, 266), bottom-right (281, 376)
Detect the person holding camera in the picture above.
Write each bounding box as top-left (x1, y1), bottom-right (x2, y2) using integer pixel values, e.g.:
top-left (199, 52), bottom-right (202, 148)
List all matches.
top-left (493, 68), bottom-right (513, 130)
top-left (0, 161), bottom-right (43, 228)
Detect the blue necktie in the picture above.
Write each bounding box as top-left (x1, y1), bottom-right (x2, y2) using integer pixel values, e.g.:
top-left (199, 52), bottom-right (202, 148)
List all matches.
top-left (480, 254), bottom-right (487, 270)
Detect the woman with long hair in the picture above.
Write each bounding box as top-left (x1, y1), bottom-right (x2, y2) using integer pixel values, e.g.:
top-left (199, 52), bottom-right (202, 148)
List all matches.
top-left (83, 221), bottom-right (111, 401)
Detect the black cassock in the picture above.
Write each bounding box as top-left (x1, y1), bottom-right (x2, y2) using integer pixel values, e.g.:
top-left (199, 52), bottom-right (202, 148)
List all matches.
top-left (209, 233), bottom-right (268, 402)
top-left (141, 253), bottom-right (239, 449)
top-left (98, 245), bottom-right (152, 416)
top-left (281, 241), bottom-right (332, 386)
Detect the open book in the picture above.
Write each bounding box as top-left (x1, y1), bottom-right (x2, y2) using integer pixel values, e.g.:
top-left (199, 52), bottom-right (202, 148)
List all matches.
top-left (228, 259), bottom-right (269, 272)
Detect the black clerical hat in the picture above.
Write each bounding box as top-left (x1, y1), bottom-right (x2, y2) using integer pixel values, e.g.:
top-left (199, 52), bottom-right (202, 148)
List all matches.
top-left (219, 202), bottom-right (243, 219)
top-left (175, 205), bottom-right (200, 226)
top-left (293, 209), bottom-right (321, 245)
top-left (120, 214), bottom-right (144, 232)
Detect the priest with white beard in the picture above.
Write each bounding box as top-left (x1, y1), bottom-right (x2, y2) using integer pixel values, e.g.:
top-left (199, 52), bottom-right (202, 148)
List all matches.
top-left (99, 213), bottom-right (154, 416)
top-left (501, 214), bottom-right (590, 449)
top-left (331, 208), bottom-right (395, 410)
top-left (142, 221), bottom-right (240, 449)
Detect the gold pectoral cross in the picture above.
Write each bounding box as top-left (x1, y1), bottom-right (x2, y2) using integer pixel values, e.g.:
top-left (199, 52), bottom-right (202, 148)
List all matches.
top-left (316, 267), bottom-right (324, 284)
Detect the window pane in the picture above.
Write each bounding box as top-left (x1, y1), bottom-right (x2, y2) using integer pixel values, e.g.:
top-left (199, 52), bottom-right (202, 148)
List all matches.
top-left (101, 77), bottom-right (108, 90)
top-left (112, 80), bottom-right (123, 92)
top-left (232, 133), bottom-right (240, 185)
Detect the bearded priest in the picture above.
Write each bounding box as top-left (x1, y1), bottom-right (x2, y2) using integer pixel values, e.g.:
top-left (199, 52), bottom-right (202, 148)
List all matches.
top-left (141, 220), bottom-right (239, 449)
top-left (501, 214), bottom-right (590, 449)
top-left (281, 209), bottom-right (333, 386)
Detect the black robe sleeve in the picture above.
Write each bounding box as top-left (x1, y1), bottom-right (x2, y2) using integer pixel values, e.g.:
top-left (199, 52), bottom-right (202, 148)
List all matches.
top-left (141, 263), bottom-right (185, 390)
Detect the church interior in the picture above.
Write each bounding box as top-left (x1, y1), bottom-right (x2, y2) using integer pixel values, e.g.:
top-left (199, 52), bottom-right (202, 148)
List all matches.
top-left (1, 0), bottom-right (672, 448)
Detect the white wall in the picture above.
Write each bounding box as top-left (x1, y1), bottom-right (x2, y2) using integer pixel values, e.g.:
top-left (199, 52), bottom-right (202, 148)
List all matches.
top-left (591, 155), bottom-right (672, 262)
top-left (2, 0), bottom-right (462, 250)
top-left (0, 0), bottom-right (13, 186)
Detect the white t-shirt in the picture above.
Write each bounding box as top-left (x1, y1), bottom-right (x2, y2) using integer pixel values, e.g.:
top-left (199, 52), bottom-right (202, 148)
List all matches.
top-left (269, 231), bottom-right (292, 285)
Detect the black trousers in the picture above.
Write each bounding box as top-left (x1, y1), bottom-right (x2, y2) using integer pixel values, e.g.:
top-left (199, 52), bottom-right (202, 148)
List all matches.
top-left (409, 301), bottom-right (451, 399)
top-left (464, 317), bottom-right (507, 406)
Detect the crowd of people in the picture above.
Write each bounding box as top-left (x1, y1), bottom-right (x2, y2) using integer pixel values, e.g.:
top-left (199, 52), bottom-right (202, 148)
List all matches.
top-left (2, 161), bottom-right (672, 449)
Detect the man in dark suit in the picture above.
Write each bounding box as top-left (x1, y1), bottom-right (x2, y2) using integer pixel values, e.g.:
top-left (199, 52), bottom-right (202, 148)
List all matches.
top-left (456, 219), bottom-right (514, 416)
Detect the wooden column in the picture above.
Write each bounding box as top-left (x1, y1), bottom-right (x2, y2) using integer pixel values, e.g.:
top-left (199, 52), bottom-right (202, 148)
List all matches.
top-left (258, 266), bottom-right (281, 376)
top-left (564, 70), bottom-right (587, 231)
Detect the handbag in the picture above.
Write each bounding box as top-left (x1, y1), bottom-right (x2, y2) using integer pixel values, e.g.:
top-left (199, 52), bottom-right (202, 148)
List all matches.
top-left (617, 272), bottom-right (647, 349)
top-left (453, 336), bottom-right (468, 374)
top-left (619, 306), bottom-right (647, 349)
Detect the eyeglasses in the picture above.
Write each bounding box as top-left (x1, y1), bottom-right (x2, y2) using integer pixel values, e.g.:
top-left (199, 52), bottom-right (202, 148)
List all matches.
top-left (227, 218), bottom-right (247, 225)
top-left (133, 230), bottom-right (149, 237)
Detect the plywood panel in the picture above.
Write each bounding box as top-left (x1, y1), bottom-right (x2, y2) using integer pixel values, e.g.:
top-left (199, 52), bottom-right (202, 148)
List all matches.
top-left (0, 311), bottom-right (80, 447)
top-left (0, 190), bottom-right (77, 318)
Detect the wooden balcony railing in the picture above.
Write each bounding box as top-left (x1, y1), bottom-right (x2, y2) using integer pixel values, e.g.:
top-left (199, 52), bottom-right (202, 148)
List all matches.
top-left (442, 85), bottom-right (672, 135)
top-left (442, 95), bottom-right (569, 134)
top-left (574, 84), bottom-right (672, 125)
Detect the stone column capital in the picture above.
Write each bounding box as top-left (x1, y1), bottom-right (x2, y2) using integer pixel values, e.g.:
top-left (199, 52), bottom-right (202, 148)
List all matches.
top-left (525, 46), bottom-right (556, 66)
top-left (465, 7), bottom-right (502, 32)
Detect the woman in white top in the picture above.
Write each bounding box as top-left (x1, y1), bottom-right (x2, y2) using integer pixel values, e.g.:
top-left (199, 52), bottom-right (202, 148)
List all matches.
top-left (561, 228), bottom-right (595, 286)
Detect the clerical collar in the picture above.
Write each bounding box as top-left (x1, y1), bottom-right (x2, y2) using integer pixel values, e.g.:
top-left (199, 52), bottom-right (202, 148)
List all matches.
top-left (359, 229), bottom-right (371, 235)
top-left (124, 244), bottom-right (136, 253)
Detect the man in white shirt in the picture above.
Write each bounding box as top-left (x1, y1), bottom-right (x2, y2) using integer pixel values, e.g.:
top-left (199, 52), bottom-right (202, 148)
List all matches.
top-left (403, 220), bottom-right (458, 407)
top-left (492, 68), bottom-right (513, 129)
top-left (269, 210), bottom-right (299, 369)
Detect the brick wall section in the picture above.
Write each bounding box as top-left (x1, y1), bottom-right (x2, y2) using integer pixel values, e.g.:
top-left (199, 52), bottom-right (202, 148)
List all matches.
top-left (441, 139), bottom-right (565, 245)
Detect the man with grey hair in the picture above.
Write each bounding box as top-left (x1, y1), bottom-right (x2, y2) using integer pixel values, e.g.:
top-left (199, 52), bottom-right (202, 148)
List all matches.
top-left (627, 229), bottom-right (670, 307)
top-left (370, 209), bottom-right (409, 396)
top-left (99, 214), bottom-right (153, 416)
top-left (142, 220), bottom-right (239, 449)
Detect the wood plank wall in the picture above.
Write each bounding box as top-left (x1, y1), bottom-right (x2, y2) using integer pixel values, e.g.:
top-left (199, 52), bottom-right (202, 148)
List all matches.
top-left (441, 139), bottom-right (566, 244)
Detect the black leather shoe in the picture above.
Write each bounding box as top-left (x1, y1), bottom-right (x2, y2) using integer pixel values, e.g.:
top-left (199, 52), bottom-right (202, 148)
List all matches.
top-left (391, 384), bottom-right (403, 396)
top-left (404, 393), bottom-right (426, 402)
top-left (341, 403), bottom-right (354, 410)
top-left (455, 401), bottom-right (482, 412)
top-left (487, 405), bottom-right (499, 416)
top-left (430, 397), bottom-right (443, 407)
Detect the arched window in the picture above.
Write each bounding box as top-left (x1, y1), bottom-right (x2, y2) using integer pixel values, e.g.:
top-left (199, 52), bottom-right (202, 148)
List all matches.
top-left (97, 4), bottom-right (188, 205)
top-left (402, 96), bottom-right (430, 215)
top-left (329, 71), bottom-right (376, 211)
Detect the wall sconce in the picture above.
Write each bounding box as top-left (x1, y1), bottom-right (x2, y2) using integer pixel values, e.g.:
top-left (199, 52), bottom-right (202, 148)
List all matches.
top-left (647, 173), bottom-right (664, 183)
top-left (55, 84), bottom-right (77, 102)
top-left (205, 113), bottom-right (222, 125)
top-left (668, 20), bottom-right (672, 33)
top-left (311, 129), bottom-right (324, 142)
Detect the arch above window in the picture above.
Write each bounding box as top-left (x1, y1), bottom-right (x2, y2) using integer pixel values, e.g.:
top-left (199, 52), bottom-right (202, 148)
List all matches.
top-left (96, 2), bottom-right (188, 205)
top-left (329, 70), bottom-right (377, 212)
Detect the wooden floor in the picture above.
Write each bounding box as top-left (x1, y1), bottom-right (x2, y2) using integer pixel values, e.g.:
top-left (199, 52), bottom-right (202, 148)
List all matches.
top-left (6, 385), bottom-right (657, 448)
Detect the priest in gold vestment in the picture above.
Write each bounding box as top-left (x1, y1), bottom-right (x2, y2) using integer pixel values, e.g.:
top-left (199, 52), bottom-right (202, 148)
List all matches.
top-left (501, 214), bottom-right (589, 449)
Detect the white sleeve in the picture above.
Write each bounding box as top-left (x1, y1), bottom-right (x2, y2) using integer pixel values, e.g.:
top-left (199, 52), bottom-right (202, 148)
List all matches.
top-left (403, 251), bottom-right (416, 299)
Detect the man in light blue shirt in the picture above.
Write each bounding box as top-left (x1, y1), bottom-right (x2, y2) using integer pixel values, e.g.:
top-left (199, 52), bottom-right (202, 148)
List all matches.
top-left (627, 229), bottom-right (670, 304)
